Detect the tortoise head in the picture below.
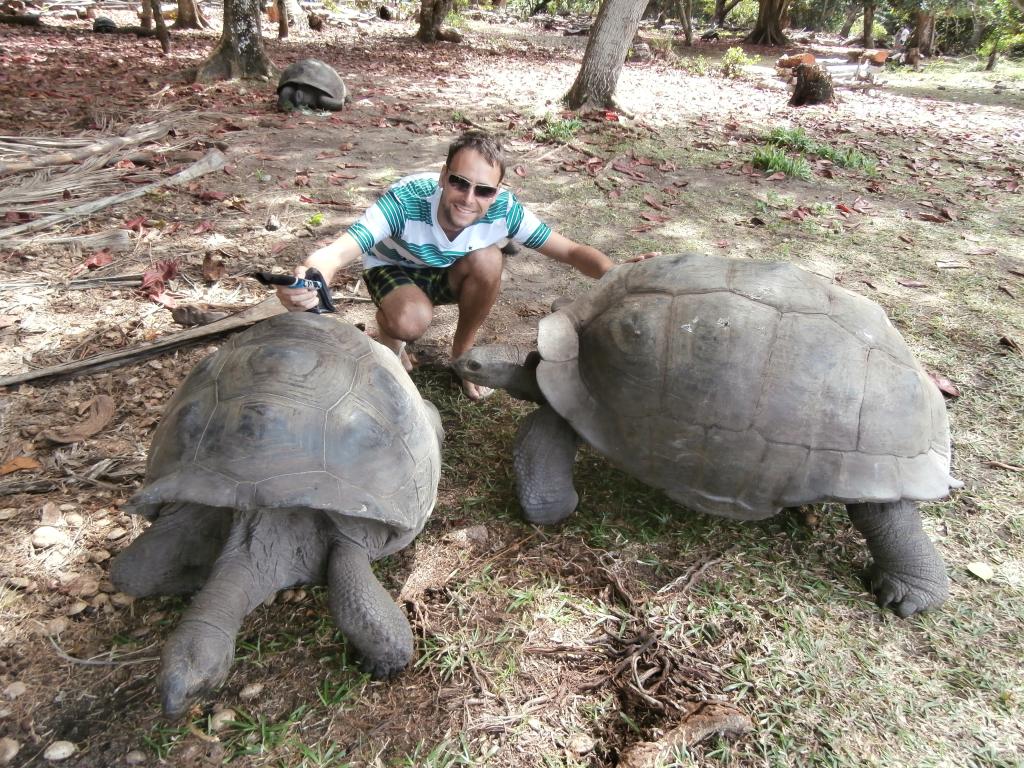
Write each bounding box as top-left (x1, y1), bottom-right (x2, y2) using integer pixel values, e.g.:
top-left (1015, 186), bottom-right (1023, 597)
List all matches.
top-left (453, 345), bottom-right (545, 403)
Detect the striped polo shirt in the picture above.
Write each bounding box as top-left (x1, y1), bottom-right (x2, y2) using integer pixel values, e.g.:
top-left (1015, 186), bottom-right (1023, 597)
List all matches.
top-left (346, 173), bottom-right (552, 270)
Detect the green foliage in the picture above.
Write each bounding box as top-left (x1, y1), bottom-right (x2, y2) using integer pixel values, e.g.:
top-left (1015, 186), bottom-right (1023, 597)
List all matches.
top-left (678, 54), bottom-right (711, 75)
top-left (720, 46), bottom-right (754, 77)
top-left (700, 0), bottom-right (758, 27)
top-left (766, 127), bottom-right (877, 174)
top-left (848, 17), bottom-right (890, 42)
top-left (307, 212), bottom-right (325, 227)
top-left (533, 114), bottom-right (582, 144)
top-left (751, 145), bottom-right (813, 180)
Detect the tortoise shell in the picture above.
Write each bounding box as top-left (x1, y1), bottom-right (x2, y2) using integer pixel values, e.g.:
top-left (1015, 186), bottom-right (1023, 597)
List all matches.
top-left (276, 59), bottom-right (347, 102)
top-left (536, 253), bottom-right (957, 520)
top-left (129, 313), bottom-right (441, 550)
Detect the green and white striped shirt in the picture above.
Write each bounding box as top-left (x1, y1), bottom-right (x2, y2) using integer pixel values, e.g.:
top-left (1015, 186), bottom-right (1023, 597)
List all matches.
top-left (346, 173), bottom-right (552, 270)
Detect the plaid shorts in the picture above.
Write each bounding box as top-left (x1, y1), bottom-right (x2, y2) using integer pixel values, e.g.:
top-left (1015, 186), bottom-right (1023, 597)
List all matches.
top-left (363, 264), bottom-right (457, 308)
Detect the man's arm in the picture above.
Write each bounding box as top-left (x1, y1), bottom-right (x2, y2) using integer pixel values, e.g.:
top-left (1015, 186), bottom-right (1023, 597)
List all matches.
top-left (535, 232), bottom-right (614, 279)
top-left (276, 231), bottom-right (363, 311)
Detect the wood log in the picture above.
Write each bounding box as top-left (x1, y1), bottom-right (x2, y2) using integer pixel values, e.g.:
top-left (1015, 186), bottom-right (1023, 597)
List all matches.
top-left (0, 12), bottom-right (41, 24)
top-left (790, 63), bottom-right (834, 106)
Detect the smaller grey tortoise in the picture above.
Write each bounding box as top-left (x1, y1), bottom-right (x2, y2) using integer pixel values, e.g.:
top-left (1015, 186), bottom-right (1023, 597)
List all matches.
top-left (454, 253), bottom-right (960, 618)
top-left (276, 58), bottom-right (347, 112)
top-left (111, 312), bottom-right (443, 717)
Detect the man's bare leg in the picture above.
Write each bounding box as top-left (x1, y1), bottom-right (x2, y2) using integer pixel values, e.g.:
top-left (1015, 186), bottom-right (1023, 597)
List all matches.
top-left (376, 285), bottom-right (433, 373)
top-left (449, 245), bottom-right (503, 400)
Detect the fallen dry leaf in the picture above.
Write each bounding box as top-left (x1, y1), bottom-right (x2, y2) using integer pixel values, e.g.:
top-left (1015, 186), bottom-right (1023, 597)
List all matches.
top-left (202, 252), bottom-right (226, 282)
top-left (926, 371), bottom-right (961, 398)
top-left (171, 305), bottom-right (229, 327)
top-left (898, 279), bottom-right (929, 288)
top-left (0, 456), bottom-right (42, 475)
top-left (41, 395), bottom-right (115, 444)
top-left (998, 335), bottom-right (1021, 354)
top-left (766, 172), bottom-right (786, 181)
top-left (513, 164), bottom-right (527, 177)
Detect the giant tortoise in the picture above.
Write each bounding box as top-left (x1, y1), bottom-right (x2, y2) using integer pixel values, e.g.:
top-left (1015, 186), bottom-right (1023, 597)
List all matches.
top-left (112, 312), bottom-right (443, 717)
top-left (454, 253), bottom-right (959, 617)
top-left (276, 58), bottom-right (347, 112)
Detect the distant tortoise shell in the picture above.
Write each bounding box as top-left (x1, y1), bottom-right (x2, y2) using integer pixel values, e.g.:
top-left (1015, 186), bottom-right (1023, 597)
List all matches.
top-left (536, 253), bottom-right (958, 520)
top-left (276, 58), bottom-right (346, 102)
top-left (129, 313), bottom-right (441, 553)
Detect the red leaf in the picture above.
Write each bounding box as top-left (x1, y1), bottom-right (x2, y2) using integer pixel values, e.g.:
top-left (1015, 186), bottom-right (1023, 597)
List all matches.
top-left (123, 215), bottom-right (146, 232)
top-left (717, 161), bottom-right (734, 170)
top-left (897, 278), bottom-right (928, 288)
top-left (514, 165), bottom-right (527, 177)
top-left (643, 194), bottom-right (667, 211)
top-left (715, 240), bottom-right (730, 248)
top-left (927, 370), bottom-right (961, 398)
top-left (83, 250), bottom-right (113, 270)
top-left (140, 259), bottom-right (179, 305)
top-left (193, 189), bottom-right (227, 202)
top-left (191, 220), bottom-right (215, 234)
top-left (603, 111), bottom-right (620, 122)
top-left (898, 234), bottom-right (914, 244)
top-left (766, 172), bottom-right (786, 181)
top-left (114, 159), bottom-right (136, 169)
top-left (640, 212), bottom-right (669, 222)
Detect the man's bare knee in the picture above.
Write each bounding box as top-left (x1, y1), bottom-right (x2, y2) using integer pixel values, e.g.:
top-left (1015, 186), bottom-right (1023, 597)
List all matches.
top-left (452, 245), bottom-right (503, 291)
top-left (379, 294), bottom-right (432, 341)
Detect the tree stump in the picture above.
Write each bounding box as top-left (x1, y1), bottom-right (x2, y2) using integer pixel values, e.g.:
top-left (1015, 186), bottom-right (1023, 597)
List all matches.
top-left (790, 63), bottom-right (834, 106)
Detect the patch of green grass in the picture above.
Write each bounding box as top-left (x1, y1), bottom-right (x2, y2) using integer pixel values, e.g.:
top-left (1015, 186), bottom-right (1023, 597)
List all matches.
top-left (751, 145), bottom-right (813, 180)
top-left (218, 706), bottom-right (307, 759)
top-left (533, 114), bottom-right (583, 145)
top-left (677, 54), bottom-right (711, 76)
top-left (307, 212), bottom-right (325, 227)
top-left (765, 126), bottom-right (878, 174)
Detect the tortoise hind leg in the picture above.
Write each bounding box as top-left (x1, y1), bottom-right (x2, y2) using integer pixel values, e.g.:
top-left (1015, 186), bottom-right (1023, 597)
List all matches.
top-left (159, 509), bottom-right (329, 717)
top-left (513, 404), bottom-right (579, 524)
top-left (111, 503), bottom-right (231, 597)
top-left (325, 531), bottom-right (413, 680)
top-left (846, 500), bottom-right (949, 618)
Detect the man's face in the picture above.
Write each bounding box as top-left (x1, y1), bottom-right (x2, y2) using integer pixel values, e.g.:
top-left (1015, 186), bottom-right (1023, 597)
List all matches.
top-left (437, 148), bottom-right (502, 236)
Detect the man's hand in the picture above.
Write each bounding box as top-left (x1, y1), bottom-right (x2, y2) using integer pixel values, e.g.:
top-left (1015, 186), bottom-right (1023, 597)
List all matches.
top-left (275, 232), bottom-right (362, 312)
top-left (275, 265), bottom-right (321, 312)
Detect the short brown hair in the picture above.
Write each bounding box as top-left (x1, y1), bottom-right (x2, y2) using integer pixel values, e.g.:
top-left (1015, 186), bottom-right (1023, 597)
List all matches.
top-left (446, 130), bottom-right (506, 182)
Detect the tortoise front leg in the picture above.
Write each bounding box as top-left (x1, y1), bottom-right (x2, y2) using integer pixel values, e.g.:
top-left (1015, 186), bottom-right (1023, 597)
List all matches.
top-left (325, 535), bottom-right (413, 680)
top-left (278, 85), bottom-right (297, 111)
top-left (513, 404), bottom-right (579, 525)
top-left (111, 503), bottom-right (231, 597)
top-left (159, 510), bottom-right (328, 717)
top-left (846, 500), bottom-right (949, 618)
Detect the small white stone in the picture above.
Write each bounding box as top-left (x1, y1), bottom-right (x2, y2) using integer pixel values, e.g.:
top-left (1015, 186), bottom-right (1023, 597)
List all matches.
top-left (45, 617), bottom-right (70, 636)
top-left (67, 600), bottom-right (89, 616)
top-left (111, 592), bottom-right (135, 608)
top-left (32, 526), bottom-right (64, 549)
top-left (3, 682), bottom-right (26, 700)
top-left (69, 577), bottom-right (100, 598)
top-left (106, 527), bottom-right (128, 541)
top-left (89, 549), bottom-right (111, 563)
top-left (239, 683), bottom-right (264, 701)
top-left (43, 740), bottom-right (77, 761)
top-left (0, 509), bottom-right (17, 522)
top-left (566, 733), bottom-right (596, 755)
top-left (209, 709), bottom-right (236, 732)
top-left (40, 502), bottom-right (62, 526)
top-left (125, 749), bottom-right (147, 765)
top-left (65, 513), bottom-right (84, 527)
top-left (0, 737), bottom-right (21, 765)
top-left (7, 577), bottom-right (33, 591)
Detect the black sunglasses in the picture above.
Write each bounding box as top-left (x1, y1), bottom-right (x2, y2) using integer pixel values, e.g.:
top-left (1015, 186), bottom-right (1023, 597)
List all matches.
top-left (446, 172), bottom-right (499, 199)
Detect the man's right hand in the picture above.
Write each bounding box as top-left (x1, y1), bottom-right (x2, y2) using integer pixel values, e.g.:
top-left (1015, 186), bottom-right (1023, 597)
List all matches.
top-left (276, 265), bottom-right (322, 312)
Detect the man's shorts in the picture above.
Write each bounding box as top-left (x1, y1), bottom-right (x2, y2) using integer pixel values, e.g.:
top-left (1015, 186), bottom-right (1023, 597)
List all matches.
top-left (363, 264), bottom-right (458, 308)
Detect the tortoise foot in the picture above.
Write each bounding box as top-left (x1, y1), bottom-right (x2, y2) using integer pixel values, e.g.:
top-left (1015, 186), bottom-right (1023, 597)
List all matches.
top-left (159, 621), bottom-right (235, 718)
top-left (863, 559), bottom-right (949, 618)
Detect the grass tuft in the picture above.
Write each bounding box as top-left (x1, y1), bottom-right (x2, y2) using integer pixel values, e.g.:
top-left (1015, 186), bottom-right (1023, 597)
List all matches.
top-left (751, 145), bottom-right (813, 180)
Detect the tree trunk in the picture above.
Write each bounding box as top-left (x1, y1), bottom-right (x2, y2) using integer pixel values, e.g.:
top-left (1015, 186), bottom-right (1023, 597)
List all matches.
top-left (839, 3), bottom-right (858, 37)
top-left (274, 0), bottom-right (309, 38)
top-left (149, 0), bottom-right (171, 53)
top-left (676, 0), bottom-right (692, 45)
top-left (417, 0), bottom-right (461, 42)
top-left (193, 0), bottom-right (274, 82)
top-left (909, 10), bottom-right (935, 56)
top-left (986, 33), bottom-right (1000, 70)
top-left (861, 1), bottom-right (875, 48)
top-left (714, 0), bottom-right (741, 26)
top-left (174, 0), bottom-right (212, 29)
top-left (564, 0), bottom-right (647, 111)
top-left (745, 0), bottom-right (789, 46)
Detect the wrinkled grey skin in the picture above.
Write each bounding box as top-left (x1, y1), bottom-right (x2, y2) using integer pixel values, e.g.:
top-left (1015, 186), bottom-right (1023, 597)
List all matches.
top-left (277, 58), bottom-right (347, 111)
top-left (454, 253), bottom-right (959, 618)
top-left (112, 313), bottom-right (443, 717)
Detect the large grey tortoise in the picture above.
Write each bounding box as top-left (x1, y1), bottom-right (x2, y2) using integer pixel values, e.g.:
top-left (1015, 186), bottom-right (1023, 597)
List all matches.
top-left (111, 312), bottom-right (443, 717)
top-left (454, 253), bottom-right (960, 618)
top-left (276, 58), bottom-right (347, 112)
